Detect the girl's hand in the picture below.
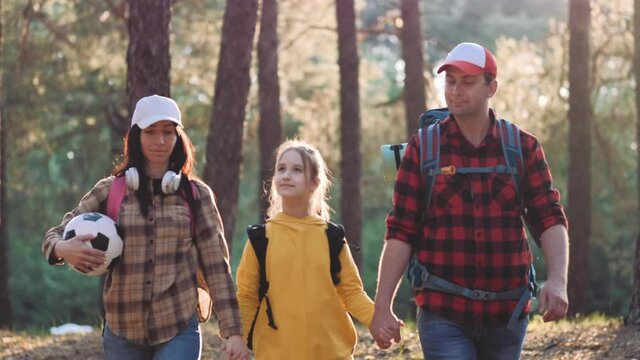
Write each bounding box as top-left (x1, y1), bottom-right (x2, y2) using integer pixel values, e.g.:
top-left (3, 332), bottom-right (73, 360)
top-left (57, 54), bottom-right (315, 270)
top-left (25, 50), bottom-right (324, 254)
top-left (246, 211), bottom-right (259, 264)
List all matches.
top-left (223, 335), bottom-right (249, 360)
top-left (55, 234), bottom-right (106, 273)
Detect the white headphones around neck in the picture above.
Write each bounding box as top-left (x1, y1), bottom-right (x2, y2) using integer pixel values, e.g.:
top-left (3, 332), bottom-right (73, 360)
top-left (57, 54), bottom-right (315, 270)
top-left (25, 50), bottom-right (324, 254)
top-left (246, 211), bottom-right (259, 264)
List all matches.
top-left (125, 167), bottom-right (181, 194)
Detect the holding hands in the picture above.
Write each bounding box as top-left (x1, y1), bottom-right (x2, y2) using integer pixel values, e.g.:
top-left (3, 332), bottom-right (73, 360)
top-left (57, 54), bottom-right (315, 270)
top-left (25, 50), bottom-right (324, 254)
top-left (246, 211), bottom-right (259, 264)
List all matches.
top-left (223, 335), bottom-right (249, 360)
top-left (369, 308), bottom-right (404, 349)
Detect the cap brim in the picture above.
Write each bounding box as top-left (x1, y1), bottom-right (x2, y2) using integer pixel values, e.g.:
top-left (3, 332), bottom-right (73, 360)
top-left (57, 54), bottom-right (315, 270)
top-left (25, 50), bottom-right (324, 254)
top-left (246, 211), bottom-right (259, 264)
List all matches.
top-left (136, 115), bottom-right (182, 129)
top-left (437, 61), bottom-right (485, 76)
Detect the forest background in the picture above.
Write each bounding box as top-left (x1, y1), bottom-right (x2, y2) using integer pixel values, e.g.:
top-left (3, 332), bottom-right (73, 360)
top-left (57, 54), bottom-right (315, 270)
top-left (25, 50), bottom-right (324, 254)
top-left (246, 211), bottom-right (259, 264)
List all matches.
top-left (0, 0), bottom-right (638, 331)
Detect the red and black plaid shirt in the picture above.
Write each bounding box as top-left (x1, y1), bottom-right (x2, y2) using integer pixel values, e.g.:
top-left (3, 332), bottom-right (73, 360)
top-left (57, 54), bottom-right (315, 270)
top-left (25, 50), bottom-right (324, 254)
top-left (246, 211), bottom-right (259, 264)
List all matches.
top-left (385, 113), bottom-right (567, 326)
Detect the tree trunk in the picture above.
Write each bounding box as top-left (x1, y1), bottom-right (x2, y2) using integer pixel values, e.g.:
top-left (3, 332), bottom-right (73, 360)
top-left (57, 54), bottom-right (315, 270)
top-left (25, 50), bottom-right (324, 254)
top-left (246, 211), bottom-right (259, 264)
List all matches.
top-left (203, 0), bottom-right (258, 251)
top-left (336, 0), bottom-right (362, 272)
top-left (0, 0), bottom-right (13, 328)
top-left (625, 0), bottom-right (640, 326)
top-left (125, 0), bottom-right (172, 136)
top-left (258, 0), bottom-right (282, 222)
top-left (567, 0), bottom-right (591, 317)
top-left (400, 0), bottom-right (426, 138)
top-left (627, 233), bottom-right (640, 325)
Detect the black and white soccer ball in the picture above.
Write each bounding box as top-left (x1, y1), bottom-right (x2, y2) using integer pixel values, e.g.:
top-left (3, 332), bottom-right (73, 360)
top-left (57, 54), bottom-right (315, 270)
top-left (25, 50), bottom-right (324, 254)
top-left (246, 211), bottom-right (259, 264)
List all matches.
top-left (62, 212), bottom-right (123, 276)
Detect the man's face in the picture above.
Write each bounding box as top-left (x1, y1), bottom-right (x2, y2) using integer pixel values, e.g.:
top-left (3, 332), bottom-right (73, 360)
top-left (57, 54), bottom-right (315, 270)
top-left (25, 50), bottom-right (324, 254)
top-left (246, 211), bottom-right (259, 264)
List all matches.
top-left (444, 67), bottom-right (496, 120)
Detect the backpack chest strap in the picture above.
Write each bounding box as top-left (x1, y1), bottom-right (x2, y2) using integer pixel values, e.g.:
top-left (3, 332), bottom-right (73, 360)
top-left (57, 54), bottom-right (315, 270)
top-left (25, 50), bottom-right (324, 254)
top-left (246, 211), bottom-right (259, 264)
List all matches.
top-left (427, 164), bottom-right (518, 176)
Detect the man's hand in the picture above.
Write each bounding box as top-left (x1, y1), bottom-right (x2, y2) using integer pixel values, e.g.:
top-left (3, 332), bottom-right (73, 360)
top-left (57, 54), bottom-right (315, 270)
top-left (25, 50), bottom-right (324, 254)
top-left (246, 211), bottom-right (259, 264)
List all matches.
top-left (223, 335), bottom-right (249, 360)
top-left (538, 224), bottom-right (569, 322)
top-left (538, 278), bottom-right (568, 322)
top-left (54, 234), bottom-right (105, 273)
top-left (369, 308), bottom-right (404, 349)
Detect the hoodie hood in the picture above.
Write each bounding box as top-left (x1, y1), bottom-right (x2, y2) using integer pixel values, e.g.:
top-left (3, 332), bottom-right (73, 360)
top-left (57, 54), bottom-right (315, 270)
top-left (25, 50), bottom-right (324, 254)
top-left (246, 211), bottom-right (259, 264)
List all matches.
top-left (267, 212), bottom-right (327, 233)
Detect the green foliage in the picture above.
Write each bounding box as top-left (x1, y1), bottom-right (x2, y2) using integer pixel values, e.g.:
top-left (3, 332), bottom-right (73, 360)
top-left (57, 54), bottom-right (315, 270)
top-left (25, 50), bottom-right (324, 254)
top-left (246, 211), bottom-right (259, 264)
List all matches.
top-left (2, 0), bottom-right (638, 330)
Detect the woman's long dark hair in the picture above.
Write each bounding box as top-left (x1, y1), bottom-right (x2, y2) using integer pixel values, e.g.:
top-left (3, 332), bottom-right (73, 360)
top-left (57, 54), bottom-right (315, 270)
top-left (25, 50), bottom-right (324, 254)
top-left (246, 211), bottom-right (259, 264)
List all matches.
top-left (113, 125), bottom-right (198, 217)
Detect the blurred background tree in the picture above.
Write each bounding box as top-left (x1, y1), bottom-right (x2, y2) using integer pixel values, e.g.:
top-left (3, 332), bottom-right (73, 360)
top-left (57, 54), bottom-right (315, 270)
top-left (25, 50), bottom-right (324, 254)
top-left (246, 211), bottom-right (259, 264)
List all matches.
top-left (1, 0), bottom-right (637, 329)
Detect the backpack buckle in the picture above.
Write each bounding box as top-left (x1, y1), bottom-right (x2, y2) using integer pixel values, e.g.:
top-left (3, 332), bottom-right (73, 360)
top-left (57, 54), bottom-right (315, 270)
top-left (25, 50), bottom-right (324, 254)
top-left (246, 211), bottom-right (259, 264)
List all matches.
top-left (441, 165), bottom-right (456, 175)
top-left (472, 289), bottom-right (493, 301)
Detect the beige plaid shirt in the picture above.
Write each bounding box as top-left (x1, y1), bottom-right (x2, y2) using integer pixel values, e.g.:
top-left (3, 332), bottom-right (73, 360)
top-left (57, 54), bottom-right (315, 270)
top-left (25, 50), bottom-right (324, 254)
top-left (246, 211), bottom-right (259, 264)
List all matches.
top-left (43, 176), bottom-right (242, 345)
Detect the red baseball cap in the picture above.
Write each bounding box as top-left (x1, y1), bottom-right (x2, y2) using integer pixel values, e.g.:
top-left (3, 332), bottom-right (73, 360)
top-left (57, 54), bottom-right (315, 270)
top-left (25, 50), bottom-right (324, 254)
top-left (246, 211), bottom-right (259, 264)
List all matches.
top-left (437, 42), bottom-right (497, 77)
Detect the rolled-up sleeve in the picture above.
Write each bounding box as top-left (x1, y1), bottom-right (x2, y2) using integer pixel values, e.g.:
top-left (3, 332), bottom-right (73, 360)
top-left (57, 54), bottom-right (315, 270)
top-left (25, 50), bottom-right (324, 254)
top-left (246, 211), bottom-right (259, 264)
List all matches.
top-left (521, 134), bottom-right (568, 244)
top-left (385, 135), bottom-right (425, 245)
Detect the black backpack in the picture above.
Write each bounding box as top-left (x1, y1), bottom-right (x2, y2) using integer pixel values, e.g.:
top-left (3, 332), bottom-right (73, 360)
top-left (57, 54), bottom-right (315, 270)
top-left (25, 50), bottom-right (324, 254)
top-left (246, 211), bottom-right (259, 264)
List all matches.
top-left (244, 222), bottom-right (346, 349)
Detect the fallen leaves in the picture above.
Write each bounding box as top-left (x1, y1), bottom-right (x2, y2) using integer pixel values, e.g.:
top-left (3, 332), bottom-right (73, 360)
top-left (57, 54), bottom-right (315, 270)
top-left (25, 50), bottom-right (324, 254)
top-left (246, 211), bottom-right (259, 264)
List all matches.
top-left (1, 316), bottom-right (638, 359)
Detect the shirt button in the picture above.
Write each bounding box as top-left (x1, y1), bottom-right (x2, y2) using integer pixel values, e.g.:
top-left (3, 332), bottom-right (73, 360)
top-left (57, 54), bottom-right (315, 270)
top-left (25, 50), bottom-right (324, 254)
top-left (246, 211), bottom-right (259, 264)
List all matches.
top-left (149, 238), bottom-right (154, 244)
top-left (148, 217), bottom-right (154, 222)
top-left (148, 259), bottom-right (153, 263)
top-left (146, 280), bottom-right (151, 285)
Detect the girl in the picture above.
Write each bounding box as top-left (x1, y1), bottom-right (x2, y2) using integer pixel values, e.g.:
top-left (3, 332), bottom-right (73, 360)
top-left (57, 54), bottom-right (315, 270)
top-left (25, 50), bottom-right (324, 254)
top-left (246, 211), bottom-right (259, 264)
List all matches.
top-left (236, 140), bottom-right (374, 359)
top-left (42, 95), bottom-right (248, 360)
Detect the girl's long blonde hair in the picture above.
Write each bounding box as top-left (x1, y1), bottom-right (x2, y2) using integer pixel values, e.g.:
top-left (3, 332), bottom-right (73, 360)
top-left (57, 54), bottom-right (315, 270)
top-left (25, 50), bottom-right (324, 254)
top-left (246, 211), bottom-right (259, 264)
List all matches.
top-left (266, 140), bottom-right (333, 221)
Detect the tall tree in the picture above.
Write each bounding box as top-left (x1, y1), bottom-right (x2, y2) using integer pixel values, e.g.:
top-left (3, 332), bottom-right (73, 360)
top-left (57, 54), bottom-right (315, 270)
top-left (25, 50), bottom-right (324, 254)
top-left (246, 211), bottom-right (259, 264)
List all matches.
top-left (336, 0), bottom-right (362, 271)
top-left (567, 0), bottom-right (591, 317)
top-left (0, 0), bottom-right (12, 329)
top-left (204, 0), bottom-right (258, 249)
top-left (258, 0), bottom-right (282, 221)
top-left (626, 0), bottom-right (640, 326)
top-left (125, 0), bottom-right (172, 136)
top-left (399, 0), bottom-right (426, 138)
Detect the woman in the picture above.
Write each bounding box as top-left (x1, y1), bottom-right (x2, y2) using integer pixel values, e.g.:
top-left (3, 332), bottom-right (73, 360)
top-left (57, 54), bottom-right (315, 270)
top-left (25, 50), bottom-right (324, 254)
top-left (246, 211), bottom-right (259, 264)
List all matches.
top-left (43, 95), bottom-right (248, 360)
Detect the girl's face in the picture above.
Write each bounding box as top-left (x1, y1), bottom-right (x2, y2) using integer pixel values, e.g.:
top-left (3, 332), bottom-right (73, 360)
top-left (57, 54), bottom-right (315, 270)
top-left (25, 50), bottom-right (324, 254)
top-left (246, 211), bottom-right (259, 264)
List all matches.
top-left (140, 120), bottom-right (177, 168)
top-left (274, 150), bottom-right (316, 202)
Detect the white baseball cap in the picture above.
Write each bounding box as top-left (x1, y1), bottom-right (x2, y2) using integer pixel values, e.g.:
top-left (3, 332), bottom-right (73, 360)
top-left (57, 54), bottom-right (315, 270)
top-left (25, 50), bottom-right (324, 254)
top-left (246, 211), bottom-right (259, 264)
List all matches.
top-left (131, 95), bottom-right (182, 129)
top-left (437, 42), bottom-right (497, 77)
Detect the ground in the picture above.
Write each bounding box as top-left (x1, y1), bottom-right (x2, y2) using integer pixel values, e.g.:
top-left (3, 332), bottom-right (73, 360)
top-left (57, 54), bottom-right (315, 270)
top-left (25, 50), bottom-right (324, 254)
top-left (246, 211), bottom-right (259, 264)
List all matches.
top-left (1, 316), bottom-right (638, 359)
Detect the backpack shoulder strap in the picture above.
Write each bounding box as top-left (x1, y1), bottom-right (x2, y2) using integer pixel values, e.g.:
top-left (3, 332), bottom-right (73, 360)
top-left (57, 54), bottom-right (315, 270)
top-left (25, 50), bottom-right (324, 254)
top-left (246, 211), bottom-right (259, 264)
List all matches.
top-left (247, 224), bottom-right (269, 300)
top-left (326, 222), bottom-right (346, 286)
top-left (106, 176), bottom-right (127, 222)
top-left (245, 224), bottom-right (276, 349)
top-left (496, 119), bottom-right (524, 204)
top-left (419, 122), bottom-right (441, 212)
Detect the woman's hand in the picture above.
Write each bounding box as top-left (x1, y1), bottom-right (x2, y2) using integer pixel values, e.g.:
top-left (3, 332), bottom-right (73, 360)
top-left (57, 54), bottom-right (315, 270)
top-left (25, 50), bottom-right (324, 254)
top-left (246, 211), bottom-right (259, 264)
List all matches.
top-left (223, 335), bottom-right (249, 360)
top-left (54, 234), bottom-right (106, 273)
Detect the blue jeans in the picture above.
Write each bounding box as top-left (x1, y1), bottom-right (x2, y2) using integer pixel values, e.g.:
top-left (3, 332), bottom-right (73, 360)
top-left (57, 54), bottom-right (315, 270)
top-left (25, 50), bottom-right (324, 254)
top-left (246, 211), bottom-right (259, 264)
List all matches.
top-left (103, 316), bottom-right (202, 360)
top-left (417, 308), bottom-right (528, 360)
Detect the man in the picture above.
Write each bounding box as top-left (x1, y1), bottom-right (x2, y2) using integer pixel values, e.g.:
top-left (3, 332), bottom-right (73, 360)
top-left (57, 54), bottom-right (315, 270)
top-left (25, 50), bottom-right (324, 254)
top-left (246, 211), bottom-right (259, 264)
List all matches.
top-left (369, 42), bottom-right (569, 359)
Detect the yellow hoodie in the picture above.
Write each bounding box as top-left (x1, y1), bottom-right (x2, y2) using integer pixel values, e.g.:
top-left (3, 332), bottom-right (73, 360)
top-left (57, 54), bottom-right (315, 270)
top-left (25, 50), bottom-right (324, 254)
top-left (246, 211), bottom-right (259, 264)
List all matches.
top-left (236, 212), bottom-right (374, 360)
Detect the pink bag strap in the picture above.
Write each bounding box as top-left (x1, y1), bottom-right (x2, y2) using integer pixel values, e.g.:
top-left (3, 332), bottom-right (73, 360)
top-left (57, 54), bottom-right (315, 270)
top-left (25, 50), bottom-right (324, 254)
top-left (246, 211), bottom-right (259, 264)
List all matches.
top-left (106, 177), bottom-right (127, 222)
top-left (187, 182), bottom-right (199, 236)
top-left (106, 177), bottom-right (200, 236)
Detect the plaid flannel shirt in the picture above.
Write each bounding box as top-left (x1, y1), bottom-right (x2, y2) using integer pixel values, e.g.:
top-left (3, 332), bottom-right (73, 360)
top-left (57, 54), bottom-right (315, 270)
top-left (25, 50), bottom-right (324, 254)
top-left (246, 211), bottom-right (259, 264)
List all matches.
top-left (386, 114), bottom-right (568, 326)
top-left (43, 176), bottom-right (242, 345)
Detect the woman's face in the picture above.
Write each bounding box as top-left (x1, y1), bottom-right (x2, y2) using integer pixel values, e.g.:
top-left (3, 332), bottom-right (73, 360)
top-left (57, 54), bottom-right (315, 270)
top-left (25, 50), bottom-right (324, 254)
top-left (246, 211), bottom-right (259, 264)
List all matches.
top-left (140, 120), bottom-right (177, 168)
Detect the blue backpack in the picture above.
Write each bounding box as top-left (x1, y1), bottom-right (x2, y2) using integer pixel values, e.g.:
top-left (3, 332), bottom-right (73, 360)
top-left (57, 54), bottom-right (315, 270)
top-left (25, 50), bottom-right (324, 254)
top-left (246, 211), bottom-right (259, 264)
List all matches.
top-left (382, 108), bottom-right (538, 329)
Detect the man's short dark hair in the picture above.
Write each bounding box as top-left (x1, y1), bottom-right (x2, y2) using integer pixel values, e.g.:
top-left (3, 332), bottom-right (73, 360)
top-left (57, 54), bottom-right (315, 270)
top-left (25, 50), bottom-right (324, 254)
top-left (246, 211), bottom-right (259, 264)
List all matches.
top-left (484, 72), bottom-right (496, 85)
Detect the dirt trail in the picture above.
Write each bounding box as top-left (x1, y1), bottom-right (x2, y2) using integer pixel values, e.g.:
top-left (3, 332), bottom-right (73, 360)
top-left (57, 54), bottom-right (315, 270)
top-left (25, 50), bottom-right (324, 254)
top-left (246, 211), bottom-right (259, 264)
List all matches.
top-left (1, 319), bottom-right (638, 359)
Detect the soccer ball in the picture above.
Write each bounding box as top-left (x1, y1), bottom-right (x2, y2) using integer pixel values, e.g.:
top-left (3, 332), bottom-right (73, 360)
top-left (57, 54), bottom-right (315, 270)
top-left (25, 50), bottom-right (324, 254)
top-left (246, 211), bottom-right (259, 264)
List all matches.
top-left (62, 212), bottom-right (123, 276)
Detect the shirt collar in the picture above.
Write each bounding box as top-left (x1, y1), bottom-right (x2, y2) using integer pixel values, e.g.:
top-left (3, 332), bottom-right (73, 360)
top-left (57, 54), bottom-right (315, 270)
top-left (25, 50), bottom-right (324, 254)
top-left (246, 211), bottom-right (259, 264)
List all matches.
top-left (445, 108), bottom-right (500, 145)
